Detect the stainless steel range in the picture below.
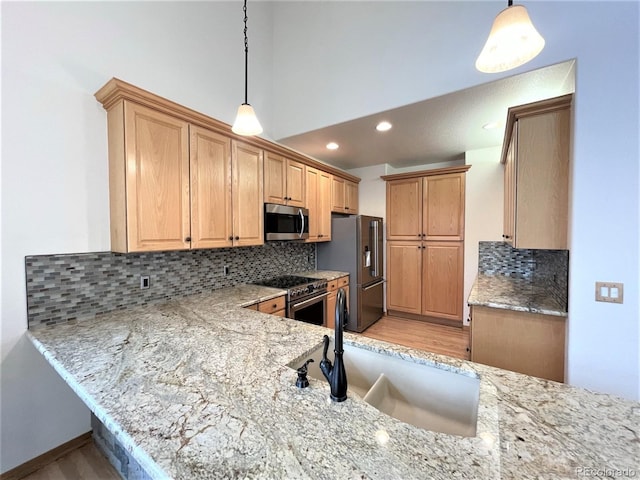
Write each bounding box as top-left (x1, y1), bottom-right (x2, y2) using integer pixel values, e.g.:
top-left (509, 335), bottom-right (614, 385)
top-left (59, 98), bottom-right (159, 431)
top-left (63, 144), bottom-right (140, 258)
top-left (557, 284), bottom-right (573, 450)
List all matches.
top-left (253, 275), bottom-right (328, 325)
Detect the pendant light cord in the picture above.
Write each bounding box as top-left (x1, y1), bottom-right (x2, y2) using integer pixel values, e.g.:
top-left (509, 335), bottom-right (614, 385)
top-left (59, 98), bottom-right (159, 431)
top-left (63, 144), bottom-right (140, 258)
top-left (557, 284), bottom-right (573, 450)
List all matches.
top-left (243, 0), bottom-right (249, 105)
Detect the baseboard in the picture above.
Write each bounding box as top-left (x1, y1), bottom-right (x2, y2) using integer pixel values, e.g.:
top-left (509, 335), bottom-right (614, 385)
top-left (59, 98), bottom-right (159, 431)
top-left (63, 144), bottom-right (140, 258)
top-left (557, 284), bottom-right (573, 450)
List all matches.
top-left (0, 432), bottom-right (92, 480)
top-left (387, 310), bottom-right (463, 328)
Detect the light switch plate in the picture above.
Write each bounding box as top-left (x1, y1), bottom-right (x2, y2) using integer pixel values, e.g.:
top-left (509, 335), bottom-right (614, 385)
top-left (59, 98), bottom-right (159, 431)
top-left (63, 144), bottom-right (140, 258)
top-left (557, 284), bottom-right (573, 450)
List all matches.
top-left (595, 282), bottom-right (624, 304)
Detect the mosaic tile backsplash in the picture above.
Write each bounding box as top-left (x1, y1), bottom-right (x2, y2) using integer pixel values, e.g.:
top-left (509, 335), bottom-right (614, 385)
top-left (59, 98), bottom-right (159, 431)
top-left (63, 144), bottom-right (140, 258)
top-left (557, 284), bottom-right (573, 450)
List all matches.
top-left (478, 241), bottom-right (569, 309)
top-left (26, 242), bottom-right (315, 329)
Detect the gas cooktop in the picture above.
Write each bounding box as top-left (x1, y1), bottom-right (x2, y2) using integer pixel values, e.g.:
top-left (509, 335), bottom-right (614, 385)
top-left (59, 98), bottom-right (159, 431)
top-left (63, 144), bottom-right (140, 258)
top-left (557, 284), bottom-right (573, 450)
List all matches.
top-left (253, 275), bottom-right (320, 289)
top-left (252, 275), bottom-right (327, 301)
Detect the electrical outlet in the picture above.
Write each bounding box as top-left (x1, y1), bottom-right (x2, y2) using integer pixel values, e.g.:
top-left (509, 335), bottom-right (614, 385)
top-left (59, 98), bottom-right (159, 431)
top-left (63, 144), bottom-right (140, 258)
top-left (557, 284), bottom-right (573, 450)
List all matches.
top-left (595, 281), bottom-right (623, 304)
top-left (140, 275), bottom-right (150, 289)
top-left (223, 265), bottom-right (230, 276)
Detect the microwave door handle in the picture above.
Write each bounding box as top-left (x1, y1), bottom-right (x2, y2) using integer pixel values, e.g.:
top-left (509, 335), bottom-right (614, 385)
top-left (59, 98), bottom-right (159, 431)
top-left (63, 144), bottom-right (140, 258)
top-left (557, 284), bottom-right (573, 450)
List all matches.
top-left (299, 208), bottom-right (305, 238)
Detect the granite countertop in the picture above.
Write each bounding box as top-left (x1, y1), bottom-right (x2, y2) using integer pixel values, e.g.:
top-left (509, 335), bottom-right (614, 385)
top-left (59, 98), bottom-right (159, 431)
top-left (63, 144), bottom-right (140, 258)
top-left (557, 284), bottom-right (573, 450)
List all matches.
top-left (296, 270), bottom-right (350, 281)
top-left (468, 274), bottom-right (568, 317)
top-left (28, 281), bottom-right (637, 479)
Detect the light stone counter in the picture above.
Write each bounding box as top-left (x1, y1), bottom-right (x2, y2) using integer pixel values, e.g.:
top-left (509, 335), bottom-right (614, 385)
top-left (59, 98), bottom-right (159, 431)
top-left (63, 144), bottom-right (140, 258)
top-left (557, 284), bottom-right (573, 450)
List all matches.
top-left (28, 284), bottom-right (637, 479)
top-left (468, 273), bottom-right (568, 317)
top-left (296, 270), bottom-right (350, 281)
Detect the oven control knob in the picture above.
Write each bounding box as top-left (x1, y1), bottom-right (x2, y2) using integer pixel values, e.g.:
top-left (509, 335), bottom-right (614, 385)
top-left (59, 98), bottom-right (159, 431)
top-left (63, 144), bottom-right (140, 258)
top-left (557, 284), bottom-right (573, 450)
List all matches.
top-left (308, 285), bottom-right (314, 292)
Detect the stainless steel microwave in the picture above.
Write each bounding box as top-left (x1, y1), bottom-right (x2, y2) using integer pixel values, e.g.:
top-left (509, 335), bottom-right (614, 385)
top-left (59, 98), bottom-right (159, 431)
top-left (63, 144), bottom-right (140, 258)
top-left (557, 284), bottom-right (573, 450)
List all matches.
top-left (264, 204), bottom-right (309, 241)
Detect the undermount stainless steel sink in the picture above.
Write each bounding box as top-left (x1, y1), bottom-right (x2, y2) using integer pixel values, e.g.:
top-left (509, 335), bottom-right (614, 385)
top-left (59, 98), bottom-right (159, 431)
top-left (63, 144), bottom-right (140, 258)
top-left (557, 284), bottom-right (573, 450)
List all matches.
top-left (290, 341), bottom-right (480, 437)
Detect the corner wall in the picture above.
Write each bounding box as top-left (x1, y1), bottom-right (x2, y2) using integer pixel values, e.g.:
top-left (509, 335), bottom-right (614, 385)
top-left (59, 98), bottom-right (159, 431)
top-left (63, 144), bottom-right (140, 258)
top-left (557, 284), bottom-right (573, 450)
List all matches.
top-left (463, 147), bottom-right (504, 324)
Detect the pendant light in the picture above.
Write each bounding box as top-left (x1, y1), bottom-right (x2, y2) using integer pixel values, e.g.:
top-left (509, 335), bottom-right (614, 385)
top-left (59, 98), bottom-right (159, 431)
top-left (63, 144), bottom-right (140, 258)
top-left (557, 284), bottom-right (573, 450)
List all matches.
top-left (232, 0), bottom-right (263, 136)
top-left (475, 0), bottom-right (545, 73)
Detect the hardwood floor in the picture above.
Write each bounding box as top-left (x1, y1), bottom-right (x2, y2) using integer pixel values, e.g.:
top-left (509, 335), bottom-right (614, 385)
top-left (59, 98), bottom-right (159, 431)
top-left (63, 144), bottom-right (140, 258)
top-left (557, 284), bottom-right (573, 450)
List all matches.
top-left (15, 441), bottom-right (119, 480)
top-left (359, 314), bottom-right (470, 360)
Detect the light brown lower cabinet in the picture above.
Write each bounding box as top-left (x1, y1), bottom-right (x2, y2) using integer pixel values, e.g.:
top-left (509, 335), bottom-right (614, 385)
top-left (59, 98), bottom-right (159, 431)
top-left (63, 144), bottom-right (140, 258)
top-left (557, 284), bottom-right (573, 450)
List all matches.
top-left (326, 276), bottom-right (349, 329)
top-left (470, 305), bottom-right (566, 382)
top-left (246, 296), bottom-right (286, 317)
top-left (386, 241), bottom-right (464, 323)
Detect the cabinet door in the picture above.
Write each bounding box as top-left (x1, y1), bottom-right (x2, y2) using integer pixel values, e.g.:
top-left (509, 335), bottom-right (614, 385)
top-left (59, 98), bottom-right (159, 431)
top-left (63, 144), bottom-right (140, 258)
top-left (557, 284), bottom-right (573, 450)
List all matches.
top-left (503, 128), bottom-right (517, 245)
top-left (305, 167), bottom-right (320, 241)
top-left (124, 102), bottom-right (190, 252)
top-left (345, 180), bottom-right (359, 214)
top-left (386, 241), bottom-right (422, 314)
top-left (422, 241), bottom-right (463, 321)
top-left (515, 108), bottom-right (570, 250)
top-left (470, 306), bottom-right (565, 382)
top-left (286, 159), bottom-right (306, 207)
top-left (190, 126), bottom-right (233, 249)
top-left (423, 173), bottom-right (465, 241)
top-left (318, 171), bottom-right (332, 240)
top-left (263, 152), bottom-right (286, 205)
top-left (331, 176), bottom-right (345, 213)
top-left (386, 178), bottom-right (422, 240)
top-left (232, 140), bottom-right (264, 246)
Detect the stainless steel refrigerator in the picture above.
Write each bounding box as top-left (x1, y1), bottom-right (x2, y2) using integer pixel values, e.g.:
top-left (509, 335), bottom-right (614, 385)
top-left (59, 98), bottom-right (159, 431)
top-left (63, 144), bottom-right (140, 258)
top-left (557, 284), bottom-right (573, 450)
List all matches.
top-left (317, 215), bottom-right (384, 332)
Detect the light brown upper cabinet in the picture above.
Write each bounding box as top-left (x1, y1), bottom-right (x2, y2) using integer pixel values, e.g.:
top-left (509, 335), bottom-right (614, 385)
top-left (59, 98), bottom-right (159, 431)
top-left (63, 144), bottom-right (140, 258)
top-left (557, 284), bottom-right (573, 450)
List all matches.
top-left (306, 167), bottom-right (332, 242)
top-left (385, 167), bottom-right (468, 241)
top-left (95, 78), bottom-right (359, 253)
top-left (105, 104), bottom-right (264, 253)
top-left (108, 101), bottom-right (191, 252)
top-left (263, 152), bottom-right (305, 208)
top-left (231, 140), bottom-right (264, 247)
top-left (332, 177), bottom-right (359, 214)
top-left (501, 94), bottom-right (572, 250)
top-left (190, 126), bottom-right (232, 249)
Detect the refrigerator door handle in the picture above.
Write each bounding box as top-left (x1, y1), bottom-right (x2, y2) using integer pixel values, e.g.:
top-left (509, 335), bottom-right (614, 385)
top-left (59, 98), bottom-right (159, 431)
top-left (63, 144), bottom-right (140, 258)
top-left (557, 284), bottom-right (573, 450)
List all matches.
top-left (371, 220), bottom-right (379, 277)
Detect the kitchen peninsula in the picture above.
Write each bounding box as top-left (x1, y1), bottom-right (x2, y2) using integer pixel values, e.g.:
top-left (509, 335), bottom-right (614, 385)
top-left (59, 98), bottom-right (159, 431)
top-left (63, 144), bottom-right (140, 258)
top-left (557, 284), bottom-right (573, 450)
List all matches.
top-left (28, 283), bottom-right (637, 479)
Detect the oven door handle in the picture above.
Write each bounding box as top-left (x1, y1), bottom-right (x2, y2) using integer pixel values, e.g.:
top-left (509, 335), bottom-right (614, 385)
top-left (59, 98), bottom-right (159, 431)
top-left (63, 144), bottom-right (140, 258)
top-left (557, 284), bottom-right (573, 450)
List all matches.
top-left (291, 292), bottom-right (329, 309)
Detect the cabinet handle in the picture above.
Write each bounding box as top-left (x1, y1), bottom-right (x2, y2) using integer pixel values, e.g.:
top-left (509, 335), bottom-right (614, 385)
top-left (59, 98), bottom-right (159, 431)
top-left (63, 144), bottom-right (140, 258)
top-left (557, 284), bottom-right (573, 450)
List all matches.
top-left (229, 236), bottom-right (233, 241)
top-left (235, 236), bottom-right (240, 240)
top-left (185, 237), bottom-right (191, 242)
top-left (345, 207), bottom-right (350, 210)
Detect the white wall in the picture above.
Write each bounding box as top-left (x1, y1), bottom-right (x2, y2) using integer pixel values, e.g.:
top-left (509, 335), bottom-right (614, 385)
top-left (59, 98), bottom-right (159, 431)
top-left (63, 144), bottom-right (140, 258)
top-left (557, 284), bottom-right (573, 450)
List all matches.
top-left (0, 2), bottom-right (273, 472)
top-left (463, 147), bottom-right (504, 324)
top-left (274, 1), bottom-right (640, 400)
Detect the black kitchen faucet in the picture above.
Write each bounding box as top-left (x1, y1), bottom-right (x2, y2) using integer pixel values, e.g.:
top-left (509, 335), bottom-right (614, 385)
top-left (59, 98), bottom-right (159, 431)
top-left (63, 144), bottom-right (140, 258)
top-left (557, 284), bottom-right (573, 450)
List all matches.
top-left (319, 288), bottom-right (348, 402)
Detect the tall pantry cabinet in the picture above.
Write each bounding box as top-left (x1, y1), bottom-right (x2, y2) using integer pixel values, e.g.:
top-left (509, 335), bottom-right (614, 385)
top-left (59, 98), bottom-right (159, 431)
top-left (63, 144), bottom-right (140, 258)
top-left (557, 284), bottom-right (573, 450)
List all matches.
top-left (382, 166), bottom-right (469, 324)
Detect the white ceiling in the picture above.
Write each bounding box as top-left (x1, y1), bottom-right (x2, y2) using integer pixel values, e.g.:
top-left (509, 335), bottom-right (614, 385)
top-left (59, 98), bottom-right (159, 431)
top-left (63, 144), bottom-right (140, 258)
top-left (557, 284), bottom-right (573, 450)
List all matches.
top-left (277, 60), bottom-right (576, 171)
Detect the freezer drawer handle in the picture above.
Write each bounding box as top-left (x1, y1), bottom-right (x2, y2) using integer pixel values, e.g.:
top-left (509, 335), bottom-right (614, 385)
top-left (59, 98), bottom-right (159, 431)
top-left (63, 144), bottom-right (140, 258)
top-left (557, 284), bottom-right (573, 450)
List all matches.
top-left (363, 280), bottom-right (384, 291)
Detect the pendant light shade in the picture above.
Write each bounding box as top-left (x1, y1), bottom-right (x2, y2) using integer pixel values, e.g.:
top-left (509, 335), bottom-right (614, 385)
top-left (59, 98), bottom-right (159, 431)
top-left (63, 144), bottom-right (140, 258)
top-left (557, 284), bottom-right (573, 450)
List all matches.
top-left (475, 2), bottom-right (545, 73)
top-left (232, 103), bottom-right (263, 136)
top-left (231, 0), bottom-right (263, 136)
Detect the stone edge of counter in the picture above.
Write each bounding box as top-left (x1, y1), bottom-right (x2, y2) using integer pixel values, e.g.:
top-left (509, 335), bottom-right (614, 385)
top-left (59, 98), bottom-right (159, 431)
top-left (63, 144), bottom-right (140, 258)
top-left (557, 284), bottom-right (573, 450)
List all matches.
top-left (296, 270), bottom-right (349, 281)
top-left (27, 330), bottom-right (170, 480)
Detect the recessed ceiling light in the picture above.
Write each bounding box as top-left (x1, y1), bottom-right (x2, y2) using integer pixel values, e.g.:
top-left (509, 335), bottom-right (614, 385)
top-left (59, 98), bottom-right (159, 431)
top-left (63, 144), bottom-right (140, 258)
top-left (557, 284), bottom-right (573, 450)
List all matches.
top-left (376, 121), bottom-right (392, 132)
top-left (483, 121), bottom-right (500, 130)
top-left (326, 142), bottom-right (339, 150)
